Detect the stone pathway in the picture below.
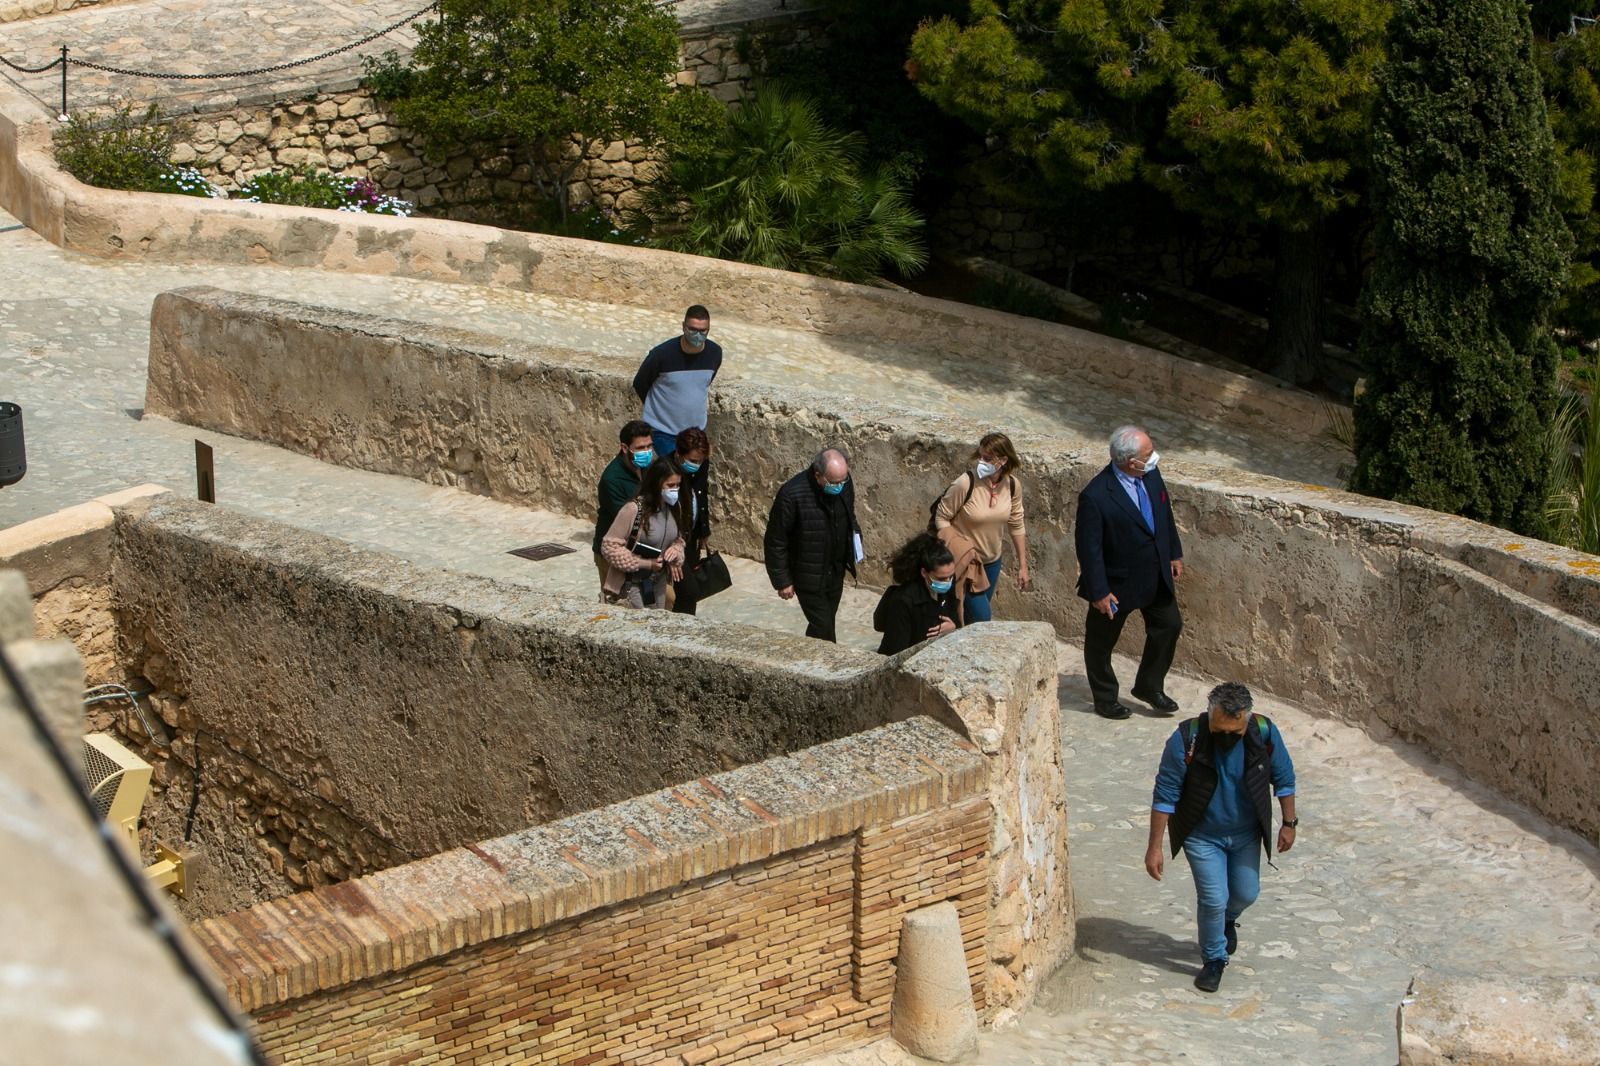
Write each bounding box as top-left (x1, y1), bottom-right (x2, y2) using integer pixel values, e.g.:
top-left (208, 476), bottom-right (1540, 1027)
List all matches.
top-left (0, 0), bottom-right (817, 116)
top-left (3, 202), bottom-right (1598, 1066)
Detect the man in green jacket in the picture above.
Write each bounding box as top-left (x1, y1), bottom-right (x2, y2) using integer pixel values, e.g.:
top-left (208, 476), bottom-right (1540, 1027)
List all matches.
top-left (594, 419), bottom-right (656, 595)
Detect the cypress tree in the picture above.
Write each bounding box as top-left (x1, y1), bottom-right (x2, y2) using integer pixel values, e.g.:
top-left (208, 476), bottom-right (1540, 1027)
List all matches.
top-left (1351, 0), bottom-right (1570, 533)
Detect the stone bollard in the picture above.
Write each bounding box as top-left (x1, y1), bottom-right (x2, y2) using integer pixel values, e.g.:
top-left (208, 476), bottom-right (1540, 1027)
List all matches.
top-left (890, 901), bottom-right (979, 1061)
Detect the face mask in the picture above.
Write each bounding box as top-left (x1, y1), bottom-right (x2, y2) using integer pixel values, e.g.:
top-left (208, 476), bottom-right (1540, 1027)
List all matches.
top-left (976, 460), bottom-right (999, 480)
top-left (662, 488), bottom-right (680, 506)
top-left (684, 329), bottom-right (708, 348)
top-left (1141, 450), bottom-right (1161, 472)
top-left (679, 459), bottom-right (701, 474)
top-left (632, 448), bottom-right (653, 469)
top-left (822, 480), bottom-right (845, 496)
top-left (928, 577), bottom-right (955, 594)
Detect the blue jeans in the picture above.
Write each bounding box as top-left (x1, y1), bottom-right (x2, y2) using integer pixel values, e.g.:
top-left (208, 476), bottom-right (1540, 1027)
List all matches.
top-left (650, 430), bottom-right (679, 462)
top-left (1182, 831), bottom-right (1261, 962)
top-left (963, 558), bottom-right (1004, 623)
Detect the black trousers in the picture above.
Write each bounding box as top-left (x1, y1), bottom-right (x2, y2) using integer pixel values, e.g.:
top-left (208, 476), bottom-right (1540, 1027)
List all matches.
top-left (671, 541), bottom-right (701, 616)
top-left (796, 574), bottom-right (845, 642)
top-left (1083, 584), bottom-right (1183, 708)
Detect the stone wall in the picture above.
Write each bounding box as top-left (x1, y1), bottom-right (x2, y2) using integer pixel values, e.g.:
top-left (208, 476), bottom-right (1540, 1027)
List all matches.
top-left (156, 17), bottom-right (815, 225)
top-left (193, 717), bottom-right (990, 1065)
top-left (6, 486), bottom-right (1068, 1012)
top-left (0, 567), bottom-right (254, 1066)
top-left (140, 287), bottom-right (1600, 841)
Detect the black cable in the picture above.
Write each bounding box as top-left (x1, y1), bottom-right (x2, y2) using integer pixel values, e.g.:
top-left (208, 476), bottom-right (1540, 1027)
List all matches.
top-left (0, 644), bottom-right (268, 1066)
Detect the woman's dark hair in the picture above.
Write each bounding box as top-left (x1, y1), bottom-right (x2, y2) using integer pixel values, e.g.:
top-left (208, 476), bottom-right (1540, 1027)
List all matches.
top-left (889, 532), bottom-right (955, 586)
top-left (636, 457), bottom-right (689, 530)
top-left (674, 426), bottom-right (712, 458)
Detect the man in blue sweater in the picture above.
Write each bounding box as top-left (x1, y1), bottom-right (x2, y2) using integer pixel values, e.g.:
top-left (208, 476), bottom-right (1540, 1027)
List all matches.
top-left (634, 305), bottom-right (722, 459)
top-left (1145, 682), bottom-right (1298, 993)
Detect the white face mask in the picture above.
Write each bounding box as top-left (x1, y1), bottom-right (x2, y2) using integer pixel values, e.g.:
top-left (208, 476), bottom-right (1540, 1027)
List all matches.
top-left (976, 460), bottom-right (999, 480)
top-left (1140, 450), bottom-right (1161, 473)
top-left (662, 488), bottom-right (680, 506)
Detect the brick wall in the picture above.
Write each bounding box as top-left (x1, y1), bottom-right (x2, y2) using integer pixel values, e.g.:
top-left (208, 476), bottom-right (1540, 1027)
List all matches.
top-left (193, 718), bottom-right (991, 1065)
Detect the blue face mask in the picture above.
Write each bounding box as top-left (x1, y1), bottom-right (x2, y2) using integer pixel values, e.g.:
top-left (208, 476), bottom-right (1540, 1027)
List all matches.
top-left (929, 577), bottom-right (954, 594)
top-left (679, 459), bottom-right (701, 474)
top-left (684, 329), bottom-right (708, 348)
top-left (822, 480), bottom-right (846, 496)
top-left (662, 488), bottom-right (680, 507)
top-left (632, 448), bottom-right (653, 469)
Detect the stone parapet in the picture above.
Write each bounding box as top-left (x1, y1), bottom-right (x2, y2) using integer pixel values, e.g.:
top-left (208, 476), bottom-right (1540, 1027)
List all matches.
top-left (0, 0), bottom-right (113, 24)
top-left (140, 286), bottom-right (1600, 841)
top-left (11, 487), bottom-right (1069, 1014)
top-left (192, 716), bottom-right (988, 1064)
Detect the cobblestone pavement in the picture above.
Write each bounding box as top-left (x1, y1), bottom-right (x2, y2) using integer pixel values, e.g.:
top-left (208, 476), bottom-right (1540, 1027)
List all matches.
top-left (0, 0), bottom-right (816, 115)
top-left (3, 206), bottom-right (1597, 1066)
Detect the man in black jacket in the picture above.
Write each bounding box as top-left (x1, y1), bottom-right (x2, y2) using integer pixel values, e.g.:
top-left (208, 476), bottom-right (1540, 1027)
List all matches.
top-left (1074, 424), bottom-right (1185, 720)
top-left (763, 448), bottom-right (863, 642)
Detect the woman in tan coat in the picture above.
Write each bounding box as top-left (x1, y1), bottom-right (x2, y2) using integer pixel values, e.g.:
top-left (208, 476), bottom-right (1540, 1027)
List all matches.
top-left (932, 431), bottom-right (1031, 622)
top-left (601, 458), bottom-right (687, 609)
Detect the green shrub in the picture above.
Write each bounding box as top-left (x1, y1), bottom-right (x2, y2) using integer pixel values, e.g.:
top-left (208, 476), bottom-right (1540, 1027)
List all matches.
top-left (237, 166), bottom-right (350, 209)
top-left (638, 86), bottom-right (926, 283)
top-left (53, 102), bottom-right (174, 191)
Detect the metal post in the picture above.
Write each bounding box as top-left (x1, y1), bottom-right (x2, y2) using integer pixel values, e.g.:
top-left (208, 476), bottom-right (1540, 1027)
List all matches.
top-left (195, 439), bottom-right (215, 503)
top-left (59, 45), bottom-right (67, 118)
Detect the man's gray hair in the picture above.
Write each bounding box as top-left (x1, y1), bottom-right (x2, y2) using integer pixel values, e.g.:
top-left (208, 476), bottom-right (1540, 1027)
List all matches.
top-left (1109, 425), bottom-right (1146, 464)
top-left (811, 447), bottom-right (850, 475)
top-left (1207, 681), bottom-right (1254, 718)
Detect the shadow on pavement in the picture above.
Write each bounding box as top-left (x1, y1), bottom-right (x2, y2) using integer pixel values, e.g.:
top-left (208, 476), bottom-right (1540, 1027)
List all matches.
top-left (1073, 915), bottom-right (1195, 976)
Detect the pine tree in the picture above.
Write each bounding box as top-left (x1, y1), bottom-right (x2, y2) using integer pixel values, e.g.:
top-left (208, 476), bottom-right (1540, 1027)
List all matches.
top-left (1351, 0), bottom-right (1570, 534)
top-left (908, 0), bottom-right (1391, 384)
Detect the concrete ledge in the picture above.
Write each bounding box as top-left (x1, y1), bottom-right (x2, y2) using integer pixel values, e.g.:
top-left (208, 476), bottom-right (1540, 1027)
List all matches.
top-left (1398, 974), bottom-right (1600, 1065)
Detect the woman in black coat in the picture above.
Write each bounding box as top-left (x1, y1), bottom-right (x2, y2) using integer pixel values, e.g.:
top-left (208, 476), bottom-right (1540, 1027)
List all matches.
top-left (874, 533), bottom-right (961, 655)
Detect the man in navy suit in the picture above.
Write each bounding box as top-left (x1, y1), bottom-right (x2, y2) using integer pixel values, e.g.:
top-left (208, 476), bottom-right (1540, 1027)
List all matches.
top-left (1074, 425), bottom-right (1185, 720)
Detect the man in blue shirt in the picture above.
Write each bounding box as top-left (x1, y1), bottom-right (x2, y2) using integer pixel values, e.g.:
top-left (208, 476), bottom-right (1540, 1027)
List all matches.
top-left (1145, 682), bottom-right (1298, 993)
top-left (634, 305), bottom-right (722, 460)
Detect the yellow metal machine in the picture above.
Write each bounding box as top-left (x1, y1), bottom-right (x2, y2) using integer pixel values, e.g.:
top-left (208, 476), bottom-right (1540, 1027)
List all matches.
top-left (82, 732), bottom-right (186, 896)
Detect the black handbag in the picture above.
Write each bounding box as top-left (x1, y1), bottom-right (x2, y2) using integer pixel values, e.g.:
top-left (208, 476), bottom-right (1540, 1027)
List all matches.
top-left (680, 550), bottom-right (733, 601)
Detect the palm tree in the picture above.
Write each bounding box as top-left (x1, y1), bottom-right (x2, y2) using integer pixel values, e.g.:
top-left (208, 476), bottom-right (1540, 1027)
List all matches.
top-left (639, 86), bottom-right (927, 283)
top-left (1545, 355), bottom-right (1600, 554)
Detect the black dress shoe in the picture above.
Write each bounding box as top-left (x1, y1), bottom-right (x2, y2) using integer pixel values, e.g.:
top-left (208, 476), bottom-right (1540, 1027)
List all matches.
top-left (1094, 701), bottom-right (1133, 720)
top-left (1132, 688), bottom-right (1179, 714)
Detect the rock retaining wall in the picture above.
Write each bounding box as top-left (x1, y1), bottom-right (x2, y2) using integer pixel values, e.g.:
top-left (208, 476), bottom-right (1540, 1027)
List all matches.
top-left (142, 287), bottom-right (1600, 841)
top-left (155, 17), bottom-right (814, 226)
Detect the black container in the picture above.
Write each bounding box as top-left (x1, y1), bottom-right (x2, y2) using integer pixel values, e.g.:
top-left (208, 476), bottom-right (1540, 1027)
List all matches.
top-left (0, 402), bottom-right (25, 488)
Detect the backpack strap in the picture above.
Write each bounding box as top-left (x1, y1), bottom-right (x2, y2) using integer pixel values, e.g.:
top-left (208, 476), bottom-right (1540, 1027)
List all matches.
top-left (1251, 713), bottom-right (1273, 755)
top-left (1181, 713), bottom-right (1206, 765)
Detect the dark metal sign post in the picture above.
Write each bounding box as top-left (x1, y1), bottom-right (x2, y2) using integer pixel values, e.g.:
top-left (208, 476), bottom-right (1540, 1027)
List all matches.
top-left (195, 440), bottom-right (215, 503)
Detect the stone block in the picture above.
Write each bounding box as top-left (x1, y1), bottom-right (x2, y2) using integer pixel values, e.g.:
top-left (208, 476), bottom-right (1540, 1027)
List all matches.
top-left (314, 100), bottom-right (340, 121)
top-left (216, 119), bottom-right (243, 147)
top-left (170, 143), bottom-right (197, 165)
top-left (241, 119), bottom-right (271, 140)
top-left (601, 140), bottom-right (627, 163)
top-left (338, 96), bottom-right (372, 119)
top-left (446, 156), bottom-right (474, 181)
top-left (354, 146), bottom-right (379, 162)
top-left (365, 125), bottom-right (394, 144)
top-left (1398, 975), bottom-right (1600, 1065)
top-left (331, 119), bottom-right (359, 137)
top-left (890, 903), bottom-right (978, 1060)
top-left (327, 150), bottom-right (354, 170)
top-left (712, 83), bottom-right (745, 104)
top-left (276, 147), bottom-right (310, 166)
